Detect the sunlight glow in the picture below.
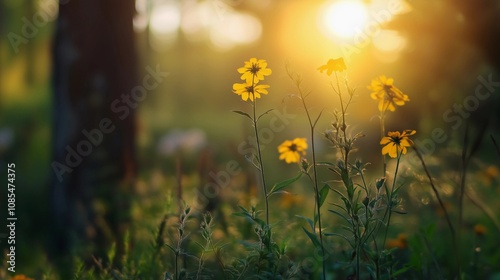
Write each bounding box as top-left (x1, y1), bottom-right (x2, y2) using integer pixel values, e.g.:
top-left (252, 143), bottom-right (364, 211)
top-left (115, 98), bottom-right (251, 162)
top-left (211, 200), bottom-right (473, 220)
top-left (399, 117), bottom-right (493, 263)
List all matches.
top-left (178, 1), bottom-right (262, 50)
top-left (150, 3), bottom-right (181, 36)
top-left (372, 30), bottom-right (407, 63)
top-left (372, 30), bottom-right (406, 52)
top-left (149, 1), bottom-right (181, 50)
top-left (209, 12), bottom-right (262, 50)
top-left (321, 0), bottom-right (368, 38)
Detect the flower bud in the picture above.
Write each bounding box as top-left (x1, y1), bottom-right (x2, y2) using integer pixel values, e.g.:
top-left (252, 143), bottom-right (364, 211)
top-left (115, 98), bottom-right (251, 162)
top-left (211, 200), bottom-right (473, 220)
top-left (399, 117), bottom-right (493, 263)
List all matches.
top-left (376, 178), bottom-right (385, 190)
top-left (362, 196), bottom-right (370, 207)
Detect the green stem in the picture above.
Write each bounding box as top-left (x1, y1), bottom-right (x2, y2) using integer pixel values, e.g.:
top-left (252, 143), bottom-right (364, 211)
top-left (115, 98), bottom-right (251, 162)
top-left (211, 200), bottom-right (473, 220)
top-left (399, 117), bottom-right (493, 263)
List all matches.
top-left (336, 73), bottom-right (349, 167)
top-left (379, 114), bottom-right (387, 177)
top-left (383, 151), bottom-right (401, 248)
top-left (251, 76), bottom-right (269, 225)
top-left (311, 127), bottom-right (326, 280)
top-left (299, 83), bottom-right (326, 280)
top-left (457, 136), bottom-right (469, 278)
top-left (413, 147), bottom-right (456, 244)
top-left (355, 219), bottom-right (361, 278)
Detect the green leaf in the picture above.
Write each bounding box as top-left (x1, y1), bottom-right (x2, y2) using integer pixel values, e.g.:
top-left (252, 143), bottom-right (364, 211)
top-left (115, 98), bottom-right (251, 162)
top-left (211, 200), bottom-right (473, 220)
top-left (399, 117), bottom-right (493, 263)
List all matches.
top-left (237, 205), bottom-right (250, 214)
top-left (316, 161), bottom-right (337, 167)
top-left (328, 209), bottom-right (351, 224)
top-left (268, 172), bottom-right (302, 197)
top-left (393, 181), bottom-right (408, 194)
top-left (295, 215), bottom-right (314, 231)
top-left (244, 153), bottom-right (262, 170)
top-left (107, 242), bottom-right (116, 264)
top-left (331, 202), bottom-right (347, 211)
top-left (165, 244), bottom-right (176, 253)
top-left (324, 232), bottom-right (352, 244)
top-left (257, 109), bottom-right (274, 121)
top-left (341, 197), bottom-right (351, 213)
top-left (319, 184), bottom-right (330, 208)
top-left (302, 227), bottom-right (321, 249)
top-left (254, 218), bottom-right (266, 228)
top-left (232, 212), bottom-right (249, 218)
top-left (331, 188), bottom-right (347, 201)
top-left (313, 109), bottom-right (324, 128)
top-left (232, 110), bottom-right (252, 121)
top-left (392, 264), bottom-right (414, 277)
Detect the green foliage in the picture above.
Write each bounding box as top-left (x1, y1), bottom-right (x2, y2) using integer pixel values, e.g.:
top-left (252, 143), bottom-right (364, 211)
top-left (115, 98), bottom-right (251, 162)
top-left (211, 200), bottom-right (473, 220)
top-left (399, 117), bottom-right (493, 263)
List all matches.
top-left (7, 56), bottom-right (500, 280)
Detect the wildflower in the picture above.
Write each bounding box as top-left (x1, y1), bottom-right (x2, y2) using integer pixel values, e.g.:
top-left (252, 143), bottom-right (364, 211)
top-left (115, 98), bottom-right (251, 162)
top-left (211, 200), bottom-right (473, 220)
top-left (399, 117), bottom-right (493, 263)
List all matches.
top-left (317, 57), bottom-right (346, 75)
top-left (474, 224), bottom-right (487, 236)
top-left (278, 138), bottom-right (308, 163)
top-left (232, 82), bottom-right (269, 102)
top-left (386, 233), bottom-right (408, 249)
top-left (481, 165), bottom-right (498, 185)
top-left (368, 75), bottom-right (409, 112)
top-left (11, 275), bottom-right (34, 280)
top-left (380, 130), bottom-right (416, 158)
top-left (280, 192), bottom-right (304, 208)
top-left (237, 58), bottom-right (272, 84)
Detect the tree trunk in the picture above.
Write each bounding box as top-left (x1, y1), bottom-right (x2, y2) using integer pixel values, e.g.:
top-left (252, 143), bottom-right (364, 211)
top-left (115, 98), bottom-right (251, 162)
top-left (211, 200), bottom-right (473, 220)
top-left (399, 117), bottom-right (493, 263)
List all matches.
top-left (49, 0), bottom-right (137, 274)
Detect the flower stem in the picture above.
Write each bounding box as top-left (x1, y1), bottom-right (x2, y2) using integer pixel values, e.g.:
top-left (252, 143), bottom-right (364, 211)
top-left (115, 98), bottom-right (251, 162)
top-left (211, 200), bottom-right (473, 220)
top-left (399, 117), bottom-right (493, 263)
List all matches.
top-left (335, 73), bottom-right (349, 167)
top-left (457, 128), bottom-right (470, 278)
top-left (413, 147), bottom-right (456, 245)
top-left (298, 80), bottom-right (326, 280)
top-left (310, 126), bottom-right (326, 280)
top-left (382, 151), bottom-right (401, 248)
top-left (379, 114), bottom-right (387, 177)
top-left (251, 76), bottom-right (269, 225)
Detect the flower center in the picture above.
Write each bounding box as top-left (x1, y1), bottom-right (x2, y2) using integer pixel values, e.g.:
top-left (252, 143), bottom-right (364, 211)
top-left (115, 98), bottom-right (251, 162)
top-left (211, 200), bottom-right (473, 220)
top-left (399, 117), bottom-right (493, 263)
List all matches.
top-left (250, 63), bottom-right (261, 75)
top-left (391, 136), bottom-right (401, 145)
top-left (245, 85), bottom-right (254, 93)
top-left (383, 84), bottom-right (397, 98)
top-left (289, 143), bottom-right (298, 152)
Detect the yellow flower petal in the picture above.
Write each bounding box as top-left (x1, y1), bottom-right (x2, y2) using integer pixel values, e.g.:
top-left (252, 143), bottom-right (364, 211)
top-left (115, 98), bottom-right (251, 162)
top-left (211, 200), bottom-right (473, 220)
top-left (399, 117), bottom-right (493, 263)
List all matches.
top-left (237, 58), bottom-right (272, 84)
top-left (380, 136), bottom-right (392, 145)
top-left (380, 130), bottom-right (416, 158)
top-left (368, 75), bottom-right (409, 113)
top-left (317, 57), bottom-right (346, 76)
top-left (278, 138), bottom-right (308, 164)
top-left (232, 81), bottom-right (269, 102)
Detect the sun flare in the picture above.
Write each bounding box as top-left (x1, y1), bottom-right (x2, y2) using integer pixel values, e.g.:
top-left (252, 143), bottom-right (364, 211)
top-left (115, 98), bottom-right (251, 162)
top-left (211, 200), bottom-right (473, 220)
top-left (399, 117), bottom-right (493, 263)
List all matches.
top-left (321, 0), bottom-right (368, 39)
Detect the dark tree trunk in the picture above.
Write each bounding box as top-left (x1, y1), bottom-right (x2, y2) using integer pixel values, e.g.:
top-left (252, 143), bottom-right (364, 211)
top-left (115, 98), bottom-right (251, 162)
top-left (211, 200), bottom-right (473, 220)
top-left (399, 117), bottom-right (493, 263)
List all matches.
top-left (453, 0), bottom-right (500, 72)
top-left (49, 0), bottom-right (137, 274)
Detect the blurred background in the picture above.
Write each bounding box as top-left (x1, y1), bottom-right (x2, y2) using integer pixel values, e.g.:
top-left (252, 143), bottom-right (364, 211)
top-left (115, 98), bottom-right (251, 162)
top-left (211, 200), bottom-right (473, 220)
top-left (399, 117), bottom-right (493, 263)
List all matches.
top-left (0, 0), bottom-right (499, 277)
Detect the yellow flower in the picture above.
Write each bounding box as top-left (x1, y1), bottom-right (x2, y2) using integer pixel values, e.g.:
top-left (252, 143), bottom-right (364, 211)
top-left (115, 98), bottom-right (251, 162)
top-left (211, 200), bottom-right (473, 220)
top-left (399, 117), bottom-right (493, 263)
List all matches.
top-left (386, 233), bottom-right (408, 249)
top-left (280, 192), bottom-right (304, 209)
top-left (237, 58), bottom-right (272, 84)
top-left (380, 130), bottom-right (416, 158)
top-left (232, 82), bottom-right (269, 102)
top-left (473, 224), bottom-right (487, 236)
top-left (317, 57), bottom-right (346, 75)
top-left (368, 75), bottom-right (409, 112)
top-left (278, 138), bottom-right (308, 164)
top-left (11, 275), bottom-right (34, 280)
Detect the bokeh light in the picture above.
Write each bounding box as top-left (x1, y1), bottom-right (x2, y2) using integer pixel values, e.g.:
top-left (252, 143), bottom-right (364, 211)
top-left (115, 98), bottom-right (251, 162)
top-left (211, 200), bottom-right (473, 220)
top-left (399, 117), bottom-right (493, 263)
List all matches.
top-left (149, 1), bottom-right (181, 49)
top-left (209, 12), bottom-right (262, 50)
top-left (320, 0), bottom-right (368, 39)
